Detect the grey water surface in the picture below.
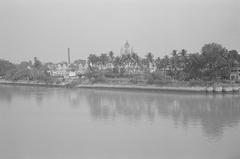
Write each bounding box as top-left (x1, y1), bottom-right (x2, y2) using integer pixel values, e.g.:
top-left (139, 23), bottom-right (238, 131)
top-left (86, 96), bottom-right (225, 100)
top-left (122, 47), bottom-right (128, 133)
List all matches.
top-left (0, 85), bottom-right (240, 159)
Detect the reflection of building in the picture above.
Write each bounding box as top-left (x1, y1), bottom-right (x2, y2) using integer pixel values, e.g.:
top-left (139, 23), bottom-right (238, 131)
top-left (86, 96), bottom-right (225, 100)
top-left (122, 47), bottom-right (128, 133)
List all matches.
top-left (230, 61), bottom-right (240, 81)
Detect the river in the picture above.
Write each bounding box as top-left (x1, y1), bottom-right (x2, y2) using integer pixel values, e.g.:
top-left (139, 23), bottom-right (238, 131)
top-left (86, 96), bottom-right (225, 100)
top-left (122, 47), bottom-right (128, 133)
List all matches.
top-left (0, 85), bottom-right (240, 159)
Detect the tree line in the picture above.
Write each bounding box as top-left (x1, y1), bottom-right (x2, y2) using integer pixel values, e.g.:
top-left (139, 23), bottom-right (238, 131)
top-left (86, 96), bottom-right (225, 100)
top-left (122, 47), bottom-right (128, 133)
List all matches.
top-left (0, 57), bottom-right (51, 81)
top-left (87, 43), bottom-right (240, 81)
top-left (0, 42), bottom-right (239, 82)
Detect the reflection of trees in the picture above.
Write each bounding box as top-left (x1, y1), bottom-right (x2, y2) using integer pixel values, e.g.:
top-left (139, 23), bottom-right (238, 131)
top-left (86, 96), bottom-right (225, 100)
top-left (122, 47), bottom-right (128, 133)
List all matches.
top-left (85, 90), bottom-right (157, 121)
top-left (0, 85), bottom-right (56, 105)
top-left (0, 86), bottom-right (13, 104)
top-left (84, 90), bottom-right (240, 138)
top-left (1, 85), bottom-right (240, 139)
top-left (161, 95), bottom-right (240, 139)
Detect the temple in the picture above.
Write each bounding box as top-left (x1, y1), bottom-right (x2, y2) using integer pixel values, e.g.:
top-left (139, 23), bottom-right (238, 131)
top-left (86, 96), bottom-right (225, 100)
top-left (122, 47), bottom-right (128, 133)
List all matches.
top-left (120, 41), bottom-right (134, 55)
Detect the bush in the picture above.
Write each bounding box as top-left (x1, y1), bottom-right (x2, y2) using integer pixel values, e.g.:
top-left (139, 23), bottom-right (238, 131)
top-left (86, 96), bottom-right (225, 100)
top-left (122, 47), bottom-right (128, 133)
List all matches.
top-left (151, 71), bottom-right (165, 80)
top-left (130, 77), bottom-right (139, 84)
top-left (87, 71), bottom-right (106, 84)
top-left (175, 71), bottom-right (188, 81)
top-left (7, 69), bottom-right (31, 81)
top-left (105, 72), bottom-right (120, 78)
top-left (145, 71), bottom-right (172, 85)
top-left (188, 79), bottom-right (206, 86)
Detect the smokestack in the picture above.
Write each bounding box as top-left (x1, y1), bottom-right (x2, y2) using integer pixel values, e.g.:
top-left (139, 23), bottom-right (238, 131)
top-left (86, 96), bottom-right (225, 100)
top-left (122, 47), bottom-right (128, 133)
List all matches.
top-left (68, 48), bottom-right (70, 64)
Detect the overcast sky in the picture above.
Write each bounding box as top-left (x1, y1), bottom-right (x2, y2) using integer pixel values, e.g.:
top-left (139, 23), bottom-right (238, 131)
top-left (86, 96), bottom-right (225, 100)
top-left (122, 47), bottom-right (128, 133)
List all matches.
top-left (0, 0), bottom-right (239, 63)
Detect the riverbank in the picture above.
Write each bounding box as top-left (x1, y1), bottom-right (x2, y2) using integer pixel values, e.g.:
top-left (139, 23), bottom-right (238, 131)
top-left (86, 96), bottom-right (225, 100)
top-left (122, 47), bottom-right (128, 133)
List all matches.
top-left (1, 80), bottom-right (240, 94)
top-left (77, 84), bottom-right (240, 94)
top-left (0, 80), bottom-right (65, 88)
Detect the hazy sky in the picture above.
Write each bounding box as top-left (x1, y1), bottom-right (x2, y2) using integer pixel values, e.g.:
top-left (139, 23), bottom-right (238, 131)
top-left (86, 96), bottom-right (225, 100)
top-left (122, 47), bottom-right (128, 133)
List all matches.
top-left (0, 0), bottom-right (239, 63)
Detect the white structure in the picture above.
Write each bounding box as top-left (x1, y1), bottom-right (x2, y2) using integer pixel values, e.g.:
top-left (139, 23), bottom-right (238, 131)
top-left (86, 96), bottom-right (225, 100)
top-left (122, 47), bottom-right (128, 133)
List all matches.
top-left (230, 67), bottom-right (240, 81)
top-left (149, 63), bottom-right (157, 73)
top-left (75, 60), bottom-right (88, 75)
top-left (120, 41), bottom-right (134, 56)
top-left (69, 71), bottom-right (77, 77)
top-left (48, 62), bottom-right (68, 77)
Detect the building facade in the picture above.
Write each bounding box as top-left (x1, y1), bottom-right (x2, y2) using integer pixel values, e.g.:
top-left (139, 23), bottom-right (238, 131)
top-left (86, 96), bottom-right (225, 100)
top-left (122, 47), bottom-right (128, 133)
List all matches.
top-left (230, 67), bottom-right (240, 81)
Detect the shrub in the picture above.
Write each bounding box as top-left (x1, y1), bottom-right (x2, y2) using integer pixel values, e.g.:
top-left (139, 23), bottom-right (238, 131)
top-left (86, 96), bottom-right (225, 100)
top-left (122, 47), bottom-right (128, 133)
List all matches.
top-left (130, 77), bottom-right (139, 84)
top-left (188, 79), bottom-right (206, 86)
top-left (105, 72), bottom-right (120, 78)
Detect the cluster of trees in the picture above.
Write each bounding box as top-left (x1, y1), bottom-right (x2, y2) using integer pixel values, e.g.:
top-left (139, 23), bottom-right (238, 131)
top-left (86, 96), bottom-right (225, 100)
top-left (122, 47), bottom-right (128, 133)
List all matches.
top-left (87, 43), bottom-right (240, 81)
top-left (185, 43), bottom-right (240, 80)
top-left (88, 51), bottom-right (154, 73)
top-left (0, 57), bottom-right (51, 81)
top-left (0, 42), bottom-right (239, 82)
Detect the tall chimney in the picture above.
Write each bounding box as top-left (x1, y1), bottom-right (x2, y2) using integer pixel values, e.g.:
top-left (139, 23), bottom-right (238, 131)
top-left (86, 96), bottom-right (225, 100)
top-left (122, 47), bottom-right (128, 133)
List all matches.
top-left (68, 48), bottom-right (70, 64)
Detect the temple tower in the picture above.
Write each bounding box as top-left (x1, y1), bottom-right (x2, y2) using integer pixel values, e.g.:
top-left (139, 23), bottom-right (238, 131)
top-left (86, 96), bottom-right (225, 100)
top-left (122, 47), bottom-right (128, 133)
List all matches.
top-left (120, 41), bottom-right (133, 55)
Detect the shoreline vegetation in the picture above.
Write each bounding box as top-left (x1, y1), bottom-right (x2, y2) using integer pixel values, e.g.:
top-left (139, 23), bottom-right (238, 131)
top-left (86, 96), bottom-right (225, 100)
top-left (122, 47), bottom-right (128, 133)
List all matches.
top-left (0, 79), bottom-right (240, 94)
top-left (1, 42), bottom-right (240, 94)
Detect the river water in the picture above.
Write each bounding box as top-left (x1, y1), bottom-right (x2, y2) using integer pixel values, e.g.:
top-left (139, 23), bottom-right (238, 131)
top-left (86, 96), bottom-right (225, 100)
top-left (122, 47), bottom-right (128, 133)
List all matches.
top-left (0, 85), bottom-right (240, 159)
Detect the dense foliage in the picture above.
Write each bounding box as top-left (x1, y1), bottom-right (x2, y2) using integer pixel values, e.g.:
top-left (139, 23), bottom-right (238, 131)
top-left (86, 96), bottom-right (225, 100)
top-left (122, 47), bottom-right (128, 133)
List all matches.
top-left (0, 43), bottom-right (239, 83)
top-left (87, 43), bottom-right (240, 81)
top-left (0, 57), bottom-right (51, 82)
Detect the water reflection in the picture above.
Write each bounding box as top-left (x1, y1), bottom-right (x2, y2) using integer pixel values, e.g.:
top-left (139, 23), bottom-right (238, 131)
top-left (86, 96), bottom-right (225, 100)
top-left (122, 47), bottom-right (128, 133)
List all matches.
top-left (82, 89), bottom-right (240, 139)
top-left (1, 85), bottom-right (240, 139)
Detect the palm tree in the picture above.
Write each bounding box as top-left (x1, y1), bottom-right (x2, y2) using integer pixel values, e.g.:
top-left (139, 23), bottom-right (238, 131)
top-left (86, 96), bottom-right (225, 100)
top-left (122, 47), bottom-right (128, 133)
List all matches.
top-left (113, 56), bottom-right (121, 73)
top-left (162, 55), bottom-right (170, 79)
top-left (179, 49), bottom-right (187, 69)
top-left (146, 52), bottom-right (154, 64)
top-left (171, 50), bottom-right (178, 57)
top-left (114, 56), bottom-right (121, 66)
top-left (180, 49), bottom-right (187, 57)
top-left (99, 53), bottom-right (108, 70)
top-left (170, 50), bottom-right (179, 77)
top-left (130, 52), bottom-right (142, 73)
top-left (108, 51), bottom-right (114, 63)
top-left (144, 52), bottom-right (154, 72)
top-left (155, 57), bottom-right (162, 70)
top-left (131, 52), bottom-right (140, 65)
top-left (88, 54), bottom-right (99, 70)
top-left (185, 53), bottom-right (202, 79)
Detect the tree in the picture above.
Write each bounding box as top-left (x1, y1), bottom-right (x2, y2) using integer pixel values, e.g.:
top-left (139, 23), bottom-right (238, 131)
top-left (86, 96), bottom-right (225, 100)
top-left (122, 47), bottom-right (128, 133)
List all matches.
top-left (0, 59), bottom-right (16, 76)
top-left (113, 56), bottom-right (121, 73)
top-left (145, 52), bottom-right (154, 64)
top-left (184, 53), bottom-right (203, 80)
top-left (170, 51), bottom-right (179, 77)
top-left (88, 54), bottom-right (99, 70)
top-left (179, 49), bottom-right (187, 67)
top-left (162, 55), bottom-right (170, 79)
top-left (131, 52), bottom-right (140, 65)
top-left (227, 50), bottom-right (239, 67)
top-left (108, 51), bottom-right (114, 62)
top-left (171, 50), bottom-right (178, 57)
top-left (33, 57), bottom-right (42, 69)
top-left (99, 53), bottom-right (108, 66)
top-left (155, 57), bottom-right (162, 70)
top-left (201, 43), bottom-right (228, 79)
top-left (180, 49), bottom-right (187, 57)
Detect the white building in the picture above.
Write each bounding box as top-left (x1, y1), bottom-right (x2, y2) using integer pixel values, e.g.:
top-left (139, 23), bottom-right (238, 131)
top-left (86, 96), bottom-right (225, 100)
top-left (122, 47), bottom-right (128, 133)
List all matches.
top-left (230, 61), bottom-right (240, 81)
top-left (230, 67), bottom-right (240, 81)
